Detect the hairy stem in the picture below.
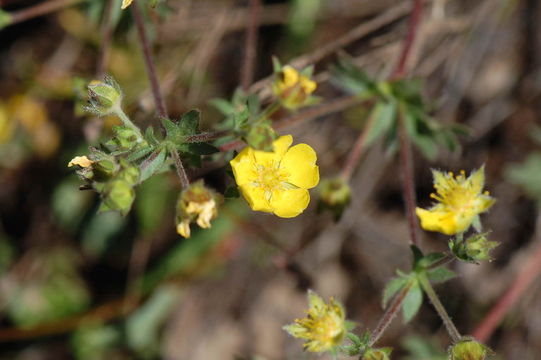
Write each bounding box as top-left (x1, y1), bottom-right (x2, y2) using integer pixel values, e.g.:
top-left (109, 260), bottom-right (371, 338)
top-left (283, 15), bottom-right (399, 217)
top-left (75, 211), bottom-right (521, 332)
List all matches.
top-left (131, 0), bottom-right (168, 118)
top-left (114, 107), bottom-right (144, 141)
top-left (171, 148), bottom-right (190, 189)
top-left (368, 281), bottom-right (414, 348)
top-left (418, 272), bottom-right (462, 342)
top-left (184, 130), bottom-right (230, 143)
top-left (392, 0), bottom-right (424, 78)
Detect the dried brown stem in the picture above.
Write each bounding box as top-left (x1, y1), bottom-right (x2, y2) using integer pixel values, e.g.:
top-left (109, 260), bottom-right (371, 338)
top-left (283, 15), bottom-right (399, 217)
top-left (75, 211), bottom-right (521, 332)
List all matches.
top-left (241, 0), bottom-right (262, 91)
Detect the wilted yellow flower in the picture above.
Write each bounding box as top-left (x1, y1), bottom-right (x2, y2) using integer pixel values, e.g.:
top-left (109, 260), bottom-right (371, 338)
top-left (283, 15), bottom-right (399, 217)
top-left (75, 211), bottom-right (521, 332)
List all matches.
top-left (121, 0), bottom-right (133, 9)
top-left (175, 181), bottom-right (221, 238)
top-left (283, 290), bottom-right (347, 353)
top-left (272, 65), bottom-right (317, 109)
top-left (230, 135), bottom-right (319, 218)
top-left (68, 156), bottom-right (94, 168)
top-left (416, 167), bottom-right (495, 235)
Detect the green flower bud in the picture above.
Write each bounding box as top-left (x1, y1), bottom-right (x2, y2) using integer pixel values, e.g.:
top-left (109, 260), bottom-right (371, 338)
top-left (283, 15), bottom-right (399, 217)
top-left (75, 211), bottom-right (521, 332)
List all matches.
top-left (93, 159), bottom-right (117, 182)
top-left (117, 160), bottom-right (140, 185)
top-left (450, 233), bottom-right (499, 263)
top-left (107, 125), bottom-right (146, 151)
top-left (87, 76), bottom-right (122, 115)
top-left (175, 180), bottom-right (222, 238)
top-left (363, 348), bottom-right (392, 360)
top-left (317, 177), bottom-right (351, 220)
top-left (449, 338), bottom-right (492, 360)
top-left (102, 179), bottom-right (135, 216)
top-left (244, 121), bottom-right (277, 152)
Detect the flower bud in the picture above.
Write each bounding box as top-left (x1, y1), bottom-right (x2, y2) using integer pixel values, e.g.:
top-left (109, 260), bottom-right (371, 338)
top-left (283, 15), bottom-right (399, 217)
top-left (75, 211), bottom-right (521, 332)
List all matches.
top-left (117, 160), bottom-right (140, 185)
top-left (244, 121), bottom-right (277, 152)
top-left (272, 65), bottom-right (317, 110)
top-left (450, 233), bottom-right (498, 263)
top-left (87, 76), bottom-right (122, 115)
top-left (449, 339), bottom-right (492, 360)
top-left (107, 125), bottom-right (146, 151)
top-left (363, 348), bottom-right (392, 360)
top-left (175, 180), bottom-right (222, 238)
top-left (101, 179), bottom-right (135, 216)
top-left (318, 177), bottom-right (351, 220)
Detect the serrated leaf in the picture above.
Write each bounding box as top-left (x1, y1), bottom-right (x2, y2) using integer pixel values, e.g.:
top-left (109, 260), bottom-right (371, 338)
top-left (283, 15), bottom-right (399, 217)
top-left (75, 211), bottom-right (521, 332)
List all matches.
top-left (364, 101), bottom-right (397, 147)
top-left (347, 332), bottom-right (362, 345)
top-left (427, 267), bottom-right (457, 284)
top-left (186, 142), bottom-right (219, 155)
top-left (139, 149), bottom-right (167, 183)
top-left (382, 276), bottom-right (409, 308)
top-left (331, 58), bottom-right (378, 98)
top-left (161, 117), bottom-right (180, 139)
top-left (402, 281), bottom-right (423, 323)
top-left (178, 109), bottom-right (200, 136)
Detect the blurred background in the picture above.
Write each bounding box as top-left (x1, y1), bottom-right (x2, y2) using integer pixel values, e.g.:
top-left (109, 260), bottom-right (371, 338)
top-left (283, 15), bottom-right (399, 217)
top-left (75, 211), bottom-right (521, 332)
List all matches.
top-left (1, 0), bottom-right (541, 359)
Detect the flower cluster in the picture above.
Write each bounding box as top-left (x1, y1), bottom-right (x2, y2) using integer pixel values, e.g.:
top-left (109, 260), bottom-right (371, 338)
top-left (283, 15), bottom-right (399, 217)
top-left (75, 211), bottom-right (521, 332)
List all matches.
top-left (272, 65), bottom-right (317, 110)
top-left (283, 290), bottom-right (348, 353)
top-left (230, 135), bottom-right (319, 218)
top-left (416, 167), bottom-right (495, 235)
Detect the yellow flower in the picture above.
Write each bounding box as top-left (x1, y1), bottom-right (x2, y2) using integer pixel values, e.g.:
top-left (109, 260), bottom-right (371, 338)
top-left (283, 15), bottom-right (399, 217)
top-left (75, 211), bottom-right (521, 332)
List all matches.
top-left (416, 167), bottom-right (495, 235)
top-left (121, 0), bottom-right (133, 9)
top-left (272, 65), bottom-right (317, 110)
top-left (68, 156), bottom-right (94, 168)
top-left (283, 290), bottom-right (347, 353)
top-left (230, 135), bottom-right (319, 218)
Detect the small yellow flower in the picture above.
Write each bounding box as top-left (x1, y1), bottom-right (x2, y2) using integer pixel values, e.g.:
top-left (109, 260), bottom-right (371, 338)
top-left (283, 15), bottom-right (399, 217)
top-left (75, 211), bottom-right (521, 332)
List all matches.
top-left (230, 135), bottom-right (319, 218)
top-left (272, 66), bottom-right (317, 110)
top-left (416, 166), bottom-right (495, 235)
top-left (176, 219), bottom-right (191, 238)
top-left (68, 156), bottom-right (94, 168)
top-left (284, 290), bottom-right (347, 353)
top-left (121, 0), bottom-right (133, 9)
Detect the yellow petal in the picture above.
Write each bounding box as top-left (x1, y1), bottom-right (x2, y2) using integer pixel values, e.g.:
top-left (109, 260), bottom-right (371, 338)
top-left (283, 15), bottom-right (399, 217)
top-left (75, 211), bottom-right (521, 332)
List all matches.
top-left (466, 165), bottom-right (485, 194)
top-left (300, 76), bottom-right (317, 94)
top-left (176, 220), bottom-right (191, 238)
top-left (230, 146), bottom-right (256, 186)
top-left (121, 0), bottom-right (133, 9)
top-left (253, 134), bottom-right (293, 164)
top-left (68, 156), bottom-right (93, 168)
top-left (270, 188), bottom-right (310, 218)
top-left (280, 143), bottom-right (319, 189)
top-left (416, 207), bottom-right (459, 235)
top-left (239, 184), bottom-right (273, 213)
top-left (281, 66), bottom-right (300, 88)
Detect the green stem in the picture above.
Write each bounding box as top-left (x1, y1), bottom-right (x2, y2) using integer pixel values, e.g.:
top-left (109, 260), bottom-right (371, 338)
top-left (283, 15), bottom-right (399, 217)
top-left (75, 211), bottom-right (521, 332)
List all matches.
top-left (113, 107), bottom-right (144, 142)
top-left (418, 272), bottom-right (461, 342)
top-left (256, 101), bottom-right (281, 123)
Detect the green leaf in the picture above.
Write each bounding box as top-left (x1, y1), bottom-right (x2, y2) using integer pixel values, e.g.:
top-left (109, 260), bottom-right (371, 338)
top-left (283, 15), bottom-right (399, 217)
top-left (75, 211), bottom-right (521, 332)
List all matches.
top-left (145, 126), bottom-right (160, 145)
top-left (382, 276), bottom-right (408, 308)
top-left (331, 57), bottom-right (378, 98)
top-left (127, 146), bottom-right (154, 162)
top-left (364, 101), bottom-right (397, 147)
top-left (161, 117), bottom-right (180, 139)
top-left (506, 152), bottom-right (541, 204)
top-left (410, 245), bottom-right (424, 264)
top-left (402, 281), bottom-right (423, 323)
top-left (417, 252), bottom-right (446, 269)
top-left (186, 142), bottom-right (220, 155)
top-left (178, 109), bottom-right (200, 136)
top-left (139, 148), bottom-right (167, 183)
top-left (427, 267), bottom-right (457, 284)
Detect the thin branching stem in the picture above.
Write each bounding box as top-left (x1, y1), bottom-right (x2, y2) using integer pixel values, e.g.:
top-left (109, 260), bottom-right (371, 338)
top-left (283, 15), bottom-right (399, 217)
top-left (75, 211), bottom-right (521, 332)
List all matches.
top-left (418, 272), bottom-right (462, 342)
top-left (7, 0), bottom-right (84, 26)
top-left (171, 148), bottom-right (190, 189)
top-left (130, 0), bottom-right (168, 118)
top-left (241, 0), bottom-right (262, 91)
top-left (367, 281), bottom-right (413, 349)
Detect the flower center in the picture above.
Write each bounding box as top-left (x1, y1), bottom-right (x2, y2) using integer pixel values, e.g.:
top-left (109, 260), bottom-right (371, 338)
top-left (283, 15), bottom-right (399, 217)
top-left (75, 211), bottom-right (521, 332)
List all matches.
top-left (253, 160), bottom-right (290, 196)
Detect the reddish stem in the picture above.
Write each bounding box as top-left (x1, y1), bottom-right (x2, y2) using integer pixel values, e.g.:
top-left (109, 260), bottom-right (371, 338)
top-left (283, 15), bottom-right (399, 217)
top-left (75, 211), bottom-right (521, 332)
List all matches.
top-left (473, 238), bottom-right (541, 342)
top-left (241, 0), bottom-right (262, 91)
top-left (392, 0), bottom-right (424, 78)
top-left (9, 0), bottom-right (82, 25)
